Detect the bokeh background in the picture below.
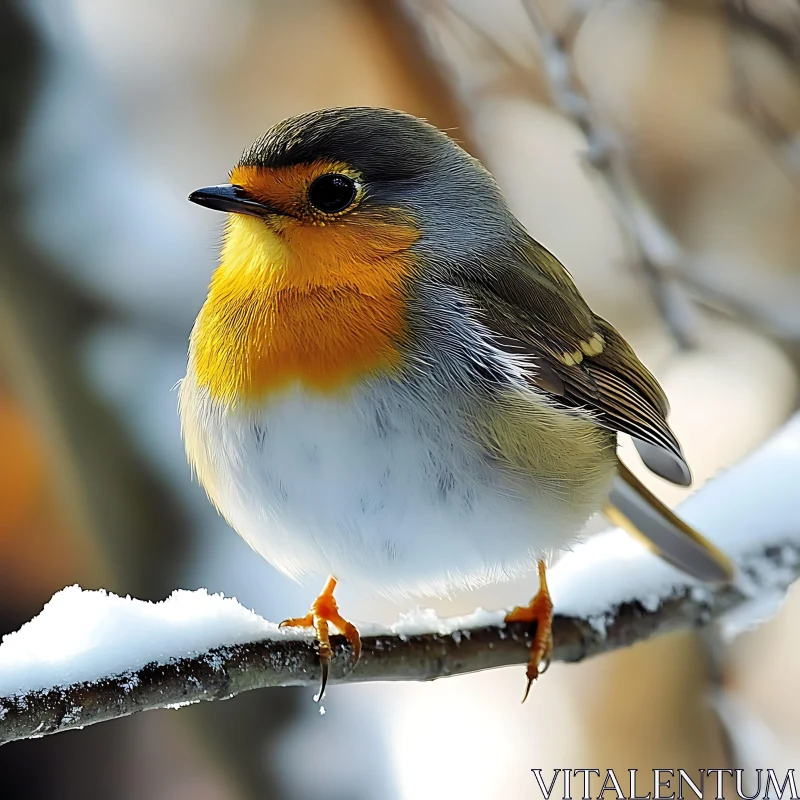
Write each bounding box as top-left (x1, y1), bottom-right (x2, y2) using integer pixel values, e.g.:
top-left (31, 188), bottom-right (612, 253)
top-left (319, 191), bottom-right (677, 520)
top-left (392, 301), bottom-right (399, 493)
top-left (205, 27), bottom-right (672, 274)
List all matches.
top-left (2, 0), bottom-right (800, 797)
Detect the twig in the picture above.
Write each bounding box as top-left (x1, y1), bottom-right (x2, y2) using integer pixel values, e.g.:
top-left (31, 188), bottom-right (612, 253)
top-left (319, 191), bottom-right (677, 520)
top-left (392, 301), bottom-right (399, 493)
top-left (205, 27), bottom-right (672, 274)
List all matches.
top-left (723, 0), bottom-right (800, 65)
top-left (433, 0), bottom-right (529, 74)
top-left (0, 534), bottom-right (797, 745)
top-left (724, 0), bottom-right (800, 177)
top-left (522, 0), bottom-right (699, 349)
top-left (679, 267), bottom-right (800, 343)
top-left (365, 0), bottom-right (479, 152)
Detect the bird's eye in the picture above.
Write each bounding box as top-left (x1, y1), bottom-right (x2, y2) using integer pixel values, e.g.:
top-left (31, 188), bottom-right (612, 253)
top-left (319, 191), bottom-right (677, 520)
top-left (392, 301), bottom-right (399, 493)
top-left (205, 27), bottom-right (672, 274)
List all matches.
top-left (307, 174), bottom-right (357, 214)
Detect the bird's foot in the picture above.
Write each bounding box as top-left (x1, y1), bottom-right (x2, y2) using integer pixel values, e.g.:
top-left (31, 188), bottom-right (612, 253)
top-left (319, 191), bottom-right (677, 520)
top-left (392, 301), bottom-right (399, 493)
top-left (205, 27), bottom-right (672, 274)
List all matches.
top-left (279, 576), bottom-right (361, 700)
top-left (504, 560), bottom-right (553, 702)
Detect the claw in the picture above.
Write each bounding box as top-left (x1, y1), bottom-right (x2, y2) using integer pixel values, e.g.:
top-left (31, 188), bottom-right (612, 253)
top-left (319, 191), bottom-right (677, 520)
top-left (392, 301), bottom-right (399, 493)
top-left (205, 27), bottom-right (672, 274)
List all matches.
top-left (279, 577), bottom-right (361, 700)
top-left (504, 560), bottom-right (554, 702)
top-left (317, 659), bottom-right (329, 702)
top-left (521, 677), bottom-right (533, 705)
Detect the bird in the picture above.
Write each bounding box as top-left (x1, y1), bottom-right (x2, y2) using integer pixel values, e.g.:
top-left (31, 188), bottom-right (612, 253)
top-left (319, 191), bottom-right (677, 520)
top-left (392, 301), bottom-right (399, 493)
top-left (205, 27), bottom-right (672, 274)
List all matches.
top-left (181, 107), bottom-right (732, 700)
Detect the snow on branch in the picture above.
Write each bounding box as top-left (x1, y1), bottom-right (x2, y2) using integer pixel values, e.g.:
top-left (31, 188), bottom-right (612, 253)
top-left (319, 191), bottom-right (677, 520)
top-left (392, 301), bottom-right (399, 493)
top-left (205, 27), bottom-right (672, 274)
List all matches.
top-left (1, 416), bottom-right (800, 745)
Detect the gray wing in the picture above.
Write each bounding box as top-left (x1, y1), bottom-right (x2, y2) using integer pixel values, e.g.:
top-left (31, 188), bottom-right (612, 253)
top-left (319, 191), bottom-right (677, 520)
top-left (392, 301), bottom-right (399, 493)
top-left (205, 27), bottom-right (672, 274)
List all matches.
top-left (455, 236), bottom-right (691, 485)
top-left (449, 236), bottom-right (733, 583)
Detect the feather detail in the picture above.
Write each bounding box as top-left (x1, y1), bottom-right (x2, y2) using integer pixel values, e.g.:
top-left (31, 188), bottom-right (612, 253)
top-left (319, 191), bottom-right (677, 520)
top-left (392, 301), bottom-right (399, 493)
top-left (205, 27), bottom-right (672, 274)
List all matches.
top-left (190, 212), bottom-right (419, 405)
top-left (447, 234), bottom-right (691, 486)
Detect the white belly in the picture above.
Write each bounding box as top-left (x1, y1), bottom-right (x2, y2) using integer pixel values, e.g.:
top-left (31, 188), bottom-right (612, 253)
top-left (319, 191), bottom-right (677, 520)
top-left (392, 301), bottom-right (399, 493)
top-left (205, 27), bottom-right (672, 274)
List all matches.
top-left (180, 378), bottom-right (612, 599)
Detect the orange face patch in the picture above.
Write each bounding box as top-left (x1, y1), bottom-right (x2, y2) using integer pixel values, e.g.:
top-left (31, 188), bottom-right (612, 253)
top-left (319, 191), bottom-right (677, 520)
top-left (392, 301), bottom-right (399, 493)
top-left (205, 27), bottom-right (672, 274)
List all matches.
top-left (230, 161), bottom-right (360, 221)
top-left (191, 163), bottom-right (420, 405)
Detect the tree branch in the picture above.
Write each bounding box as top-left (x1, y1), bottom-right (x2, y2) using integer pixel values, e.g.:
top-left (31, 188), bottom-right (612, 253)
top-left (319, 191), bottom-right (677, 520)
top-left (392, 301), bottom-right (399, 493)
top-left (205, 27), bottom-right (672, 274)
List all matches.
top-left (1, 413), bottom-right (799, 745)
top-left (0, 537), bottom-right (795, 746)
top-left (723, 0), bottom-right (800, 66)
top-left (521, 0), bottom-right (700, 349)
top-left (723, 0), bottom-right (800, 179)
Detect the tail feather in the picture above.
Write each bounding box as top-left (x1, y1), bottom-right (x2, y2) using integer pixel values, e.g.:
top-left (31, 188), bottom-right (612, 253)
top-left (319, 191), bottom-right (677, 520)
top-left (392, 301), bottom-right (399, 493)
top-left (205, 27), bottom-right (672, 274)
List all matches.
top-left (606, 461), bottom-right (734, 584)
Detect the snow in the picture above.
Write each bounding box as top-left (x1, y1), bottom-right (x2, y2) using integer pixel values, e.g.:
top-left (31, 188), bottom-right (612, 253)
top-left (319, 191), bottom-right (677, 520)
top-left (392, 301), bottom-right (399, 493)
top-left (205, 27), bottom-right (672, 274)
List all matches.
top-left (0, 587), bottom-right (298, 697)
top-left (1, 415), bottom-right (799, 699)
top-left (377, 607), bottom-right (505, 639)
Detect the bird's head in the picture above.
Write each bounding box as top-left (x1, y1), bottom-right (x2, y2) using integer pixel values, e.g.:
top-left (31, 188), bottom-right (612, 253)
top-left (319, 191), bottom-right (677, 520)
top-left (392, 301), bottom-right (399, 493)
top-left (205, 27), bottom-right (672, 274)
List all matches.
top-left (189, 107), bottom-right (511, 288)
top-left (186, 108), bottom-right (521, 404)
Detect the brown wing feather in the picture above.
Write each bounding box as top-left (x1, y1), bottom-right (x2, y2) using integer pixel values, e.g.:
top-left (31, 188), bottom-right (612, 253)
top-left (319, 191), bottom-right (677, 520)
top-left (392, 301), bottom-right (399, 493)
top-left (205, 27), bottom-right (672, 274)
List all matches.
top-left (456, 237), bottom-right (691, 486)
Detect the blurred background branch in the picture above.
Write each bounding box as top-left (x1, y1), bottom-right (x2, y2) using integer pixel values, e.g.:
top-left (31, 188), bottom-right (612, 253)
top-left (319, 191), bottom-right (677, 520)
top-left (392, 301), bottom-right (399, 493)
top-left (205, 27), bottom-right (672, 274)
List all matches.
top-left (724, 0), bottom-right (800, 64)
top-left (522, 0), bottom-right (700, 349)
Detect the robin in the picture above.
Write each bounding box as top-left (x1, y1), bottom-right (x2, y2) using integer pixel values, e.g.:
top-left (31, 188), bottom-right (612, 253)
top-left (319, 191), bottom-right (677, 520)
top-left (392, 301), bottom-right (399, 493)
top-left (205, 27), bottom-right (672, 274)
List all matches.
top-left (181, 107), bottom-right (732, 700)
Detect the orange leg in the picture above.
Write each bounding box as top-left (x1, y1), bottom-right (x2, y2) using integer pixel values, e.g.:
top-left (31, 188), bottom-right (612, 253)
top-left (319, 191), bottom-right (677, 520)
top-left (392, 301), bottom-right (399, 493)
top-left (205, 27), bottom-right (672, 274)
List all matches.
top-left (504, 560), bottom-right (554, 702)
top-left (279, 577), bottom-right (361, 699)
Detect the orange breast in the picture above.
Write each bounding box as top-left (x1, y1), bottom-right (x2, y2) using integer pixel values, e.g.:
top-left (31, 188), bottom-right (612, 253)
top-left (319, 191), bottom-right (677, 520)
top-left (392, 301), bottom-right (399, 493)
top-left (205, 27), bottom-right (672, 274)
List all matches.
top-left (191, 213), bottom-right (419, 405)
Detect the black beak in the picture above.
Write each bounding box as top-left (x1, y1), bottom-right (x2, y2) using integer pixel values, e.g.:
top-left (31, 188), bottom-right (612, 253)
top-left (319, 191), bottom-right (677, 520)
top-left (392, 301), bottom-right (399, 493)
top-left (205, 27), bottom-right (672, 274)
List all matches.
top-left (188, 184), bottom-right (281, 217)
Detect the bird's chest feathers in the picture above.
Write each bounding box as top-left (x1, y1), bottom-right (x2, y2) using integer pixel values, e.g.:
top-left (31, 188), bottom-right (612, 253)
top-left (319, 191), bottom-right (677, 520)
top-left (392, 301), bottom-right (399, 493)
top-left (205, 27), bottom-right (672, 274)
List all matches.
top-left (191, 215), bottom-right (418, 404)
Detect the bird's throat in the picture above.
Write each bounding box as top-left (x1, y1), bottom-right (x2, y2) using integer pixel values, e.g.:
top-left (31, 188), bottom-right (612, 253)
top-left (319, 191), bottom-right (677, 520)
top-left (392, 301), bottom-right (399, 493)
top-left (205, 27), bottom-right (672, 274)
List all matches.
top-left (191, 214), bottom-right (418, 405)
